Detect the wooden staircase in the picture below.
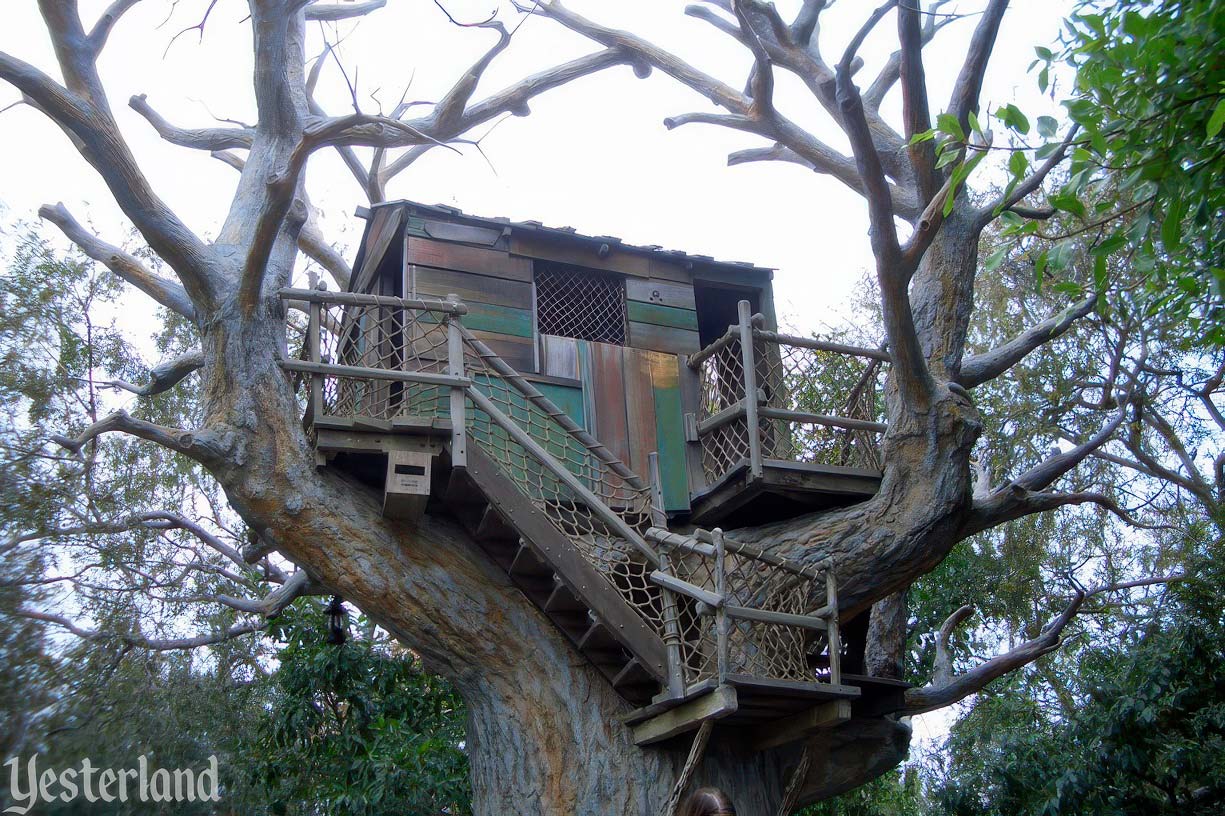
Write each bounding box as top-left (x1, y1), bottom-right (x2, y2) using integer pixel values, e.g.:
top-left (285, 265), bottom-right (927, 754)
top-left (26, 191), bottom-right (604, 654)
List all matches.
top-left (440, 445), bottom-right (667, 705)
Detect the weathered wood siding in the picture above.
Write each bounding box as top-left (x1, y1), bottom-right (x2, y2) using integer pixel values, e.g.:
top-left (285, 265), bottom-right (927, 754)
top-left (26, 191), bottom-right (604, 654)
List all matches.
top-left (541, 334), bottom-right (690, 512)
top-left (407, 236), bottom-right (537, 373)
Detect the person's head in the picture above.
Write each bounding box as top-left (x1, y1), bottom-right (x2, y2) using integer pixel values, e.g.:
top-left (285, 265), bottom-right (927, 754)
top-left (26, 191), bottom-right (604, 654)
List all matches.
top-left (678, 787), bottom-right (736, 816)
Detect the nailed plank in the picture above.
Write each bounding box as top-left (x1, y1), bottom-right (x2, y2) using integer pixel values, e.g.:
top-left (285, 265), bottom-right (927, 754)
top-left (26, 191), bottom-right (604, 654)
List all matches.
top-left (629, 321), bottom-right (701, 355)
top-left (461, 302), bottom-right (533, 338)
top-left (352, 207), bottom-right (403, 294)
top-left (590, 341), bottom-right (631, 467)
top-left (623, 347), bottom-right (658, 481)
top-left (412, 265), bottom-right (533, 309)
top-left (627, 300), bottom-right (699, 331)
top-left (407, 237), bottom-right (531, 281)
top-left (540, 334), bottom-right (580, 380)
top-left (631, 685), bottom-right (738, 746)
top-left (469, 330), bottom-right (535, 374)
top-left (647, 257), bottom-right (692, 284)
top-left (421, 220), bottom-right (503, 246)
top-left (649, 352), bottom-right (690, 512)
top-left (750, 700), bottom-right (853, 750)
top-left (626, 278), bottom-right (697, 310)
top-left (511, 233), bottom-right (651, 277)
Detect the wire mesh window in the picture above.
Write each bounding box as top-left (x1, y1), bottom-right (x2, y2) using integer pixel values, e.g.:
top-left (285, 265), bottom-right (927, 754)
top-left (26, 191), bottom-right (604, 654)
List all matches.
top-left (535, 264), bottom-right (627, 345)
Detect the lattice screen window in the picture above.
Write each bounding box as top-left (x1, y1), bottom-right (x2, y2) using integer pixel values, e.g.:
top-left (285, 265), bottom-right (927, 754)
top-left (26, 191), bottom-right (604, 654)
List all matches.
top-left (535, 265), bottom-right (627, 345)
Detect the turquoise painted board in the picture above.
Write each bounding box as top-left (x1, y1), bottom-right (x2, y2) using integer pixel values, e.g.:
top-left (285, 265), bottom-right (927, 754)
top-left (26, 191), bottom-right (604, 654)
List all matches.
top-left (648, 352), bottom-right (690, 512)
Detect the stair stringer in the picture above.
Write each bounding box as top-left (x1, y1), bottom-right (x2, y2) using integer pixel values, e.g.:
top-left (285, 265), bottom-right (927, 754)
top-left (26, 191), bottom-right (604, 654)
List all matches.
top-left (448, 444), bottom-right (670, 695)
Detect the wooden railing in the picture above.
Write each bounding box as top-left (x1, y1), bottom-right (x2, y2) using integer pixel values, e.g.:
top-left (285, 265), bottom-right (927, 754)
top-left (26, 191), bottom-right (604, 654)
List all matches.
top-left (687, 300), bottom-right (889, 487)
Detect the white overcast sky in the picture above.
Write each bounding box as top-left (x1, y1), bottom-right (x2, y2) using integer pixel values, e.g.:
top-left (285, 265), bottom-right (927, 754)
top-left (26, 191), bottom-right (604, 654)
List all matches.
top-left (1, 0), bottom-right (1073, 334)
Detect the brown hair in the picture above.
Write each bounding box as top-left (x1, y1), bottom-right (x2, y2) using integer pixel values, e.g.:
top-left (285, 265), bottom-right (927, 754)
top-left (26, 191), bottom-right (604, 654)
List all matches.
top-left (678, 787), bottom-right (737, 816)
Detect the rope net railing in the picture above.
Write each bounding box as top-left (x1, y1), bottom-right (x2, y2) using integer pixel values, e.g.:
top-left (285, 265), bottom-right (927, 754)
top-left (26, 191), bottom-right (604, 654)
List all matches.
top-left (315, 298), bottom-right (453, 423)
top-left (690, 314), bottom-right (889, 486)
top-left (650, 529), bottom-right (841, 687)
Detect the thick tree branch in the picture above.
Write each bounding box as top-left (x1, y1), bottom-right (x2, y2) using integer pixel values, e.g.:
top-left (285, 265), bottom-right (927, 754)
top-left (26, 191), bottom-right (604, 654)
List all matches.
top-left (947, 0), bottom-right (1009, 134)
top-left (39, 202), bottom-right (197, 320)
top-left (896, 2), bottom-right (938, 204)
top-left (129, 93), bottom-right (254, 151)
top-left (88, 0), bottom-right (144, 53)
top-left (105, 350), bottom-right (204, 396)
top-left (932, 604), bottom-right (974, 687)
top-left (213, 570), bottom-right (314, 617)
top-left (304, 0), bottom-right (387, 21)
top-left (835, 2), bottom-right (933, 408)
top-left (3, 5), bottom-right (220, 308)
top-left (903, 575), bottom-right (1181, 715)
top-left (50, 409), bottom-right (225, 465)
top-left (958, 294), bottom-right (1096, 388)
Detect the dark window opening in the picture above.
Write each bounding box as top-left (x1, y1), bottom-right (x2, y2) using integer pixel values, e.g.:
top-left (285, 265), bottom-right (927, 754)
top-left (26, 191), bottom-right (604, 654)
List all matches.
top-left (694, 282), bottom-right (762, 348)
top-left (535, 263), bottom-right (627, 345)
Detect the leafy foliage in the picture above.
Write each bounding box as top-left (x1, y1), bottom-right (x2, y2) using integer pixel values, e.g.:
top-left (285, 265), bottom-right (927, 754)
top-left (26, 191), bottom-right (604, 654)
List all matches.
top-left (250, 602), bottom-right (471, 816)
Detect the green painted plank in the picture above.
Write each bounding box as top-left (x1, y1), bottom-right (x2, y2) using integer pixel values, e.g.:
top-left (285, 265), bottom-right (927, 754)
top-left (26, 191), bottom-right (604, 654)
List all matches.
top-left (627, 300), bottom-right (699, 331)
top-left (462, 302), bottom-right (534, 338)
top-left (537, 382), bottom-right (585, 429)
top-left (648, 352), bottom-right (690, 512)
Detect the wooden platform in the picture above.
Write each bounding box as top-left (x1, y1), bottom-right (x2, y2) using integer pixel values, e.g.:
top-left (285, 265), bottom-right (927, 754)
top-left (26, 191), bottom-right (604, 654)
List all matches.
top-left (689, 459), bottom-right (880, 528)
top-left (625, 676), bottom-right (861, 747)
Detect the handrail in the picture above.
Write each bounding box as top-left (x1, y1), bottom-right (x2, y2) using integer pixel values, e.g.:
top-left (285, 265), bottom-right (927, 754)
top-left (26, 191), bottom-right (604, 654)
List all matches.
top-left (460, 327), bottom-right (648, 491)
top-left (686, 313), bottom-right (765, 369)
top-left (751, 329), bottom-right (891, 362)
top-left (278, 287), bottom-right (468, 315)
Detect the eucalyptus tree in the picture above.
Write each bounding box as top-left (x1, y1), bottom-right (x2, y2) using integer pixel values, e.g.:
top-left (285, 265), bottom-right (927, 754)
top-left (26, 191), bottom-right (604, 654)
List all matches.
top-left (0, 1), bottom-right (1203, 813)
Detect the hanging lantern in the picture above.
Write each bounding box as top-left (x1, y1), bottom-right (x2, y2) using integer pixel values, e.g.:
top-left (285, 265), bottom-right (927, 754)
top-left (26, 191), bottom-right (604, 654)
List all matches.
top-left (325, 596), bottom-right (348, 645)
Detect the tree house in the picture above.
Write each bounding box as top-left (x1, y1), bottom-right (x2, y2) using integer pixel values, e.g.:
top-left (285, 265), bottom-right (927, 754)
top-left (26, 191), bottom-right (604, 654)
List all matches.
top-left (280, 200), bottom-right (904, 745)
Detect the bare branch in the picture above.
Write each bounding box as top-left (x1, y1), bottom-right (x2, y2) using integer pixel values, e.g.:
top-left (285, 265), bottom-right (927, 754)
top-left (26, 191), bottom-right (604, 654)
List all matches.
top-left (835, 2), bottom-right (933, 408)
top-left (15, 608), bottom-right (265, 651)
top-left (39, 202), bottom-right (197, 320)
top-left (980, 125), bottom-right (1080, 225)
top-left (903, 574), bottom-right (1182, 715)
top-left (213, 570), bottom-right (314, 617)
top-left (959, 294), bottom-right (1096, 388)
top-left (88, 0), bottom-right (144, 53)
top-left (129, 93), bottom-right (254, 151)
top-left (105, 350), bottom-right (204, 396)
top-left (304, 0), bottom-right (387, 21)
top-left (50, 409), bottom-right (225, 465)
top-left (897, 2), bottom-right (938, 204)
top-left (932, 604), bottom-right (974, 686)
top-left (947, 0), bottom-right (1008, 134)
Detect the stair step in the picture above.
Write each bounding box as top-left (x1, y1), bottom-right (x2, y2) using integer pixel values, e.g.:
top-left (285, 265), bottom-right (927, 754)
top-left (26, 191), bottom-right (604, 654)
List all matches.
top-left (579, 614), bottom-right (627, 663)
top-left (612, 658), bottom-right (654, 690)
top-left (509, 544), bottom-right (552, 579)
top-left (544, 577), bottom-right (585, 613)
top-left (474, 505), bottom-right (518, 543)
top-left (443, 468), bottom-right (483, 507)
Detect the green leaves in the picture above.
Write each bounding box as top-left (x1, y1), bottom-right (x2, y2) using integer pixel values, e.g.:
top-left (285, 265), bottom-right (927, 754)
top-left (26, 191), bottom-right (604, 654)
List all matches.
top-left (996, 103), bottom-right (1031, 135)
top-left (1207, 97), bottom-right (1225, 138)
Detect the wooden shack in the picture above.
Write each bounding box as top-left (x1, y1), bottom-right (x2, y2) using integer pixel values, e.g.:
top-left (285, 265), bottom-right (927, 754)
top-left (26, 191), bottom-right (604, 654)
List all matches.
top-left (336, 200), bottom-right (883, 526)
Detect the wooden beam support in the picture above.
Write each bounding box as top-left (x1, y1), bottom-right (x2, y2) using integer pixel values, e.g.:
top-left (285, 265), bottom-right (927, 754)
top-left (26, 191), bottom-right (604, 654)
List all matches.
top-left (631, 685), bottom-right (738, 746)
top-left (750, 700), bottom-right (852, 751)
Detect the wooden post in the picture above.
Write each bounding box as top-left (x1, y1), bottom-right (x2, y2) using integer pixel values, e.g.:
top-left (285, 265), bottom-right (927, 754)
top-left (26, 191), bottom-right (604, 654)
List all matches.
top-left (825, 565), bottom-right (841, 687)
top-left (447, 294), bottom-right (467, 469)
top-left (651, 452), bottom-right (686, 699)
top-left (737, 300), bottom-right (763, 480)
top-left (713, 527), bottom-right (729, 684)
top-left (677, 353), bottom-right (707, 498)
top-left (308, 284), bottom-right (324, 425)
